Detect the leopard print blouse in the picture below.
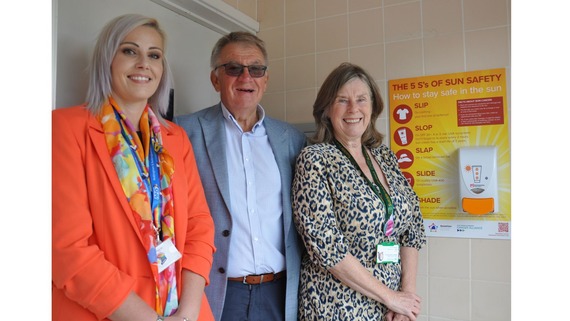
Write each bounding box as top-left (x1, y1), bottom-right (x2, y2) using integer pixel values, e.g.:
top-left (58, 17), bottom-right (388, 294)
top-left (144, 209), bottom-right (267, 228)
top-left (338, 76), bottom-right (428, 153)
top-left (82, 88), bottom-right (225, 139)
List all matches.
top-left (292, 142), bottom-right (426, 320)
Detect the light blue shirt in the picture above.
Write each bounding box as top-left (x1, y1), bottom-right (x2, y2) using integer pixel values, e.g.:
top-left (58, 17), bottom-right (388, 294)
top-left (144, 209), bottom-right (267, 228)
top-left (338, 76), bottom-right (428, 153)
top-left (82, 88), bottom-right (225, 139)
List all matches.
top-left (221, 104), bottom-right (285, 277)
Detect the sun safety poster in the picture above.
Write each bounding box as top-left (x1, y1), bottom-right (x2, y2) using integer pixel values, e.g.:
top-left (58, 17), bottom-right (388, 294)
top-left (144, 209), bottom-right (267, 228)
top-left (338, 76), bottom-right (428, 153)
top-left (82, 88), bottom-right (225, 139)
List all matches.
top-left (388, 68), bottom-right (510, 239)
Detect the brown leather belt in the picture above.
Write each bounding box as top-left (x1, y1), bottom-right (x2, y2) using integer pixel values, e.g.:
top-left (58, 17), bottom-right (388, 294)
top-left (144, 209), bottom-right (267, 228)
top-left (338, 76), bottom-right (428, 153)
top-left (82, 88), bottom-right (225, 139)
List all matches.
top-left (227, 271), bottom-right (286, 285)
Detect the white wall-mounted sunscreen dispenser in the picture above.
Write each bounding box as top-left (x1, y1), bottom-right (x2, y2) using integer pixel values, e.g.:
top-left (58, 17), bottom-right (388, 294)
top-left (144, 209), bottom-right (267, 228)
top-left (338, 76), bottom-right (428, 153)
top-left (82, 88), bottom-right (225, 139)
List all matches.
top-left (458, 146), bottom-right (498, 215)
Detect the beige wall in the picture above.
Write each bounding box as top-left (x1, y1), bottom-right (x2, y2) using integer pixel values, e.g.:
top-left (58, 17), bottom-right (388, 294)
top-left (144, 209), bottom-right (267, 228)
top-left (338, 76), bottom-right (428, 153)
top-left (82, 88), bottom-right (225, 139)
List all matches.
top-left (225, 1), bottom-right (511, 320)
top-left (54, 0), bottom-right (222, 112)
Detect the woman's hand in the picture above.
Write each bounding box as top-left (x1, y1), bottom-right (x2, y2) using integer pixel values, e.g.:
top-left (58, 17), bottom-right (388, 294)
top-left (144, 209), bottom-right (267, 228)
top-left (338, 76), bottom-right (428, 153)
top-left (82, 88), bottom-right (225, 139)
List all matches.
top-left (385, 310), bottom-right (416, 321)
top-left (165, 316), bottom-right (192, 321)
top-left (384, 290), bottom-right (421, 321)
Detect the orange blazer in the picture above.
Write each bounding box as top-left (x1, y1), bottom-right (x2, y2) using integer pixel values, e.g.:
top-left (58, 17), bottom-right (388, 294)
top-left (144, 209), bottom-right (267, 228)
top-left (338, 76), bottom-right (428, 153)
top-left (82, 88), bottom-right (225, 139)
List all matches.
top-left (52, 106), bottom-right (215, 321)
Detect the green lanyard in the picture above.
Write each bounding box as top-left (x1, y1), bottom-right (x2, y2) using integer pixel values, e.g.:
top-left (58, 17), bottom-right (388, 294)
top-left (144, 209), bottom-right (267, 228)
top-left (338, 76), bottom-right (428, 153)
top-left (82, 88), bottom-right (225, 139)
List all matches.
top-left (333, 139), bottom-right (394, 236)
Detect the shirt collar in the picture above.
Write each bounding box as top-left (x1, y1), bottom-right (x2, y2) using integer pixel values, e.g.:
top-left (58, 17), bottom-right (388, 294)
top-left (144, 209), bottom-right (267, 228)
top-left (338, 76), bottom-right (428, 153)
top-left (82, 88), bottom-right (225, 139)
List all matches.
top-left (221, 103), bottom-right (266, 133)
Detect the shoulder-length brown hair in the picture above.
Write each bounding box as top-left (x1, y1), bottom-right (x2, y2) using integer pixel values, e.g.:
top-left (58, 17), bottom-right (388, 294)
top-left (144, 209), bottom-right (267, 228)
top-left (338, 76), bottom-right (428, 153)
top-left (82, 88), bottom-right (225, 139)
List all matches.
top-left (311, 62), bottom-right (385, 148)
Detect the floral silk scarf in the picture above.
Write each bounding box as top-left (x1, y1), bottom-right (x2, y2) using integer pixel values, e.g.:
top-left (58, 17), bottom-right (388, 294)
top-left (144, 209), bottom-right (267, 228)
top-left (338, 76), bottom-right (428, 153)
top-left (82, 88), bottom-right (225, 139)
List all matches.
top-left (99, 97), bottom-right (178, 316)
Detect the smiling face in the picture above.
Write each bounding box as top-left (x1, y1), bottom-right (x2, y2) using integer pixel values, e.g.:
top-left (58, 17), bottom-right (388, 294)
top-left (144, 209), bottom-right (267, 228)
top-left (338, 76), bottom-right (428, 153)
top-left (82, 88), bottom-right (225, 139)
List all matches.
top-left (329, 77), bottom-right (372, 146)
top-left (110, 25), bottom-right (164, 110)
top-left (210, 42), bottom-right (268, 116)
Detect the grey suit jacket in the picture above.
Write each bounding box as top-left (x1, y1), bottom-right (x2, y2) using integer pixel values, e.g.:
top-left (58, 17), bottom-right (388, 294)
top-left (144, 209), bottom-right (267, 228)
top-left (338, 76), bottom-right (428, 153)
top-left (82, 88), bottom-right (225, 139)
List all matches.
top-left (175, 104), bottom-right (306, 321)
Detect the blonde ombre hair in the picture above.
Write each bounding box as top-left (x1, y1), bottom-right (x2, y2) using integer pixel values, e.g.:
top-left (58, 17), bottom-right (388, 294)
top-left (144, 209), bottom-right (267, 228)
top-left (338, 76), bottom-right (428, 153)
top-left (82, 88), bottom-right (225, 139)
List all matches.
top-left (85, 14), bottom-right (173, 123)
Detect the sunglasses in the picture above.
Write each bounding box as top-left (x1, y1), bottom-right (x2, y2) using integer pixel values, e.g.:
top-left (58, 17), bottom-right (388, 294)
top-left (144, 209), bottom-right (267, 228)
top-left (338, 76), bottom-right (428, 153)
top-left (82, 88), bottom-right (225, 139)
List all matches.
top-left (215, 63), bottom-right (268, 78)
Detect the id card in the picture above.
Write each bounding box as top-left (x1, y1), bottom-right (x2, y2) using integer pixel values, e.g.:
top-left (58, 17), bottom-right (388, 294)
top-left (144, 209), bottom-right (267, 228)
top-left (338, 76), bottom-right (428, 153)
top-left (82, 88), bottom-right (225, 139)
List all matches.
top-left (156, 238), bottom-right (182, 273)
top-left (376, 242), bottom-right (400, 264)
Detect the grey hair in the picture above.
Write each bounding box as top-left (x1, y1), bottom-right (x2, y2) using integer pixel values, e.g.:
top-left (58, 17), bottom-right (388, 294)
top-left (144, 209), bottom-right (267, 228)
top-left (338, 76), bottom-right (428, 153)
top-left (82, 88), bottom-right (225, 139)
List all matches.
top-left (85, 14), bottom-right (173, 123)
top-left (209, 31), bottom-right (268, 69)
top-left (311, 62), bottom-right (385, 148)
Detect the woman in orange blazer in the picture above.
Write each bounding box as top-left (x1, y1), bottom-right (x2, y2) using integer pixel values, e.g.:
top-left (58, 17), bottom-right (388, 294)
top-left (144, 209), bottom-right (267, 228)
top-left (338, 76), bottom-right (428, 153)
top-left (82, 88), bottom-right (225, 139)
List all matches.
top-left (52, 14), bottom-right (215, 321)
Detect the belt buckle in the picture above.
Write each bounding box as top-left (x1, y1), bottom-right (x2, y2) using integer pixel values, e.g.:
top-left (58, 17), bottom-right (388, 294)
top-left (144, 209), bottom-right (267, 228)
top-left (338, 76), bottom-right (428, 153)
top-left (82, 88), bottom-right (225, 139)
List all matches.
top-left (242, 274), bottom-right (266, 285)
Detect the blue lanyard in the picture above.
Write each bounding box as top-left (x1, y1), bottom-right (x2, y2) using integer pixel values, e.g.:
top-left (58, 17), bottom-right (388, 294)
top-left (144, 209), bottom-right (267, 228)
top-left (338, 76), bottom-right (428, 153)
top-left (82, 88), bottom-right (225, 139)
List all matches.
top-left (114, 110), bottom-right (163, 239)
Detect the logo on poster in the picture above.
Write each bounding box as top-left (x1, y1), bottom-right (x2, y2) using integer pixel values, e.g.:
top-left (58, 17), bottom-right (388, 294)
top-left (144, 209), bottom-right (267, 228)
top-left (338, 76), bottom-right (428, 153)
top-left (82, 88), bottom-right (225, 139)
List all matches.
top-left (428, 223), bottom-right (438, 232)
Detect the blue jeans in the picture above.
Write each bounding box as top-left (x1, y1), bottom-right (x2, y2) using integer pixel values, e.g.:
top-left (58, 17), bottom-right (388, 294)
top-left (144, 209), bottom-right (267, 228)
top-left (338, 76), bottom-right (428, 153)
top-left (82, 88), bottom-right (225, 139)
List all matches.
top-left (221, 277), bottom-right (286, 321)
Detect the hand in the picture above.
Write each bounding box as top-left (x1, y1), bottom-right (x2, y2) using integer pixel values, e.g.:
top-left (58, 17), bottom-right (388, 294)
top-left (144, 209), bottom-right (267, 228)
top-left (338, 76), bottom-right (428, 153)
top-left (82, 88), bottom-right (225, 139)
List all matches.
top-left (385, 290), bottom-right (421, 321)
top-left (385, 310), bottom-right (414, 321)
top-left (165, 316), bottom-right (193, 321)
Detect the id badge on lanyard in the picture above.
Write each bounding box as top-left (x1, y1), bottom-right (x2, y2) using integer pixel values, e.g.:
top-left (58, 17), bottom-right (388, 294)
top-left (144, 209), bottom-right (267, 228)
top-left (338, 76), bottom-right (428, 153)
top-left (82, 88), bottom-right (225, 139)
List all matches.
top-left (377, 242), bottom-right (400, 264)
top-left (157, 238), bottom-right (182, 273)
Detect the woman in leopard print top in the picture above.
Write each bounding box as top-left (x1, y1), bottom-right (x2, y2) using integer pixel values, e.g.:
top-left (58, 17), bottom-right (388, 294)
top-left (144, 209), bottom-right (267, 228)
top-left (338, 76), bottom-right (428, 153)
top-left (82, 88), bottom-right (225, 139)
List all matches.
top-left (292, 63), bottom-right (426, 321)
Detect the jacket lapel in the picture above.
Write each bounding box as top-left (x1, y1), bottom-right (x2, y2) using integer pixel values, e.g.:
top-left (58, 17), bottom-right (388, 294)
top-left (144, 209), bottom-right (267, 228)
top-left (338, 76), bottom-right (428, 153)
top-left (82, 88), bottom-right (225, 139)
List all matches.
top-left (200, 106), bottom-right (232, 214)
top-left (265, 119), bottom-right (294, 238)
top-left (87, 114), bottom-right (145, 244)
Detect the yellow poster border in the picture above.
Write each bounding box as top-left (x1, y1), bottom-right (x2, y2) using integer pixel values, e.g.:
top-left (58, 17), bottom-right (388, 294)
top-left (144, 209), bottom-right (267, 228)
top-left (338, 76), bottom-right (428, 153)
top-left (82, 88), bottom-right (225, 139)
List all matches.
top-left (388, 68), bottom-right (510, 239)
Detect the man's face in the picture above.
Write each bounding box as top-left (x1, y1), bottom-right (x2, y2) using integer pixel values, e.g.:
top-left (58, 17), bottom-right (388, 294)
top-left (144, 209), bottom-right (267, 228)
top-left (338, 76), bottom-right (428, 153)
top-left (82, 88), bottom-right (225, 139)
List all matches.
top-left (210, 43), bottom-right (268, 115)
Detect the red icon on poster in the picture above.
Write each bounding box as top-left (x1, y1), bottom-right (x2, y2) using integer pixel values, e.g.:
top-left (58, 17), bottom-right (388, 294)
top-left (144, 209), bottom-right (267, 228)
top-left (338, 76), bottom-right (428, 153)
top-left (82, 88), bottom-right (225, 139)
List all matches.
top-left (402, 172), bottom-right (415, 187)
top-left (393, 104), bottom-right (412, 124)
top-left (395, 149), bottom-right (414, 169)
top-left (394, 127), bottom-right (413, 146)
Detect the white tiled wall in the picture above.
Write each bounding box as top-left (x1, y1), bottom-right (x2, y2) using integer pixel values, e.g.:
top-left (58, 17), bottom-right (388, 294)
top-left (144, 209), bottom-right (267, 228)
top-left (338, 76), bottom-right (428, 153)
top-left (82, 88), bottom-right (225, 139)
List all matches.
top-left (225, 1), bottom-right (511, 320)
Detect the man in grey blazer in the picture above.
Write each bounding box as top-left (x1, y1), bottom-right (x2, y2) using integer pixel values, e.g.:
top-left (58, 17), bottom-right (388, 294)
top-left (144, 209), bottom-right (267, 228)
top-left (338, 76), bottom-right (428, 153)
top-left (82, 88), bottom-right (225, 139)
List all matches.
top-left (175, 31), bottom-right (306, 321)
